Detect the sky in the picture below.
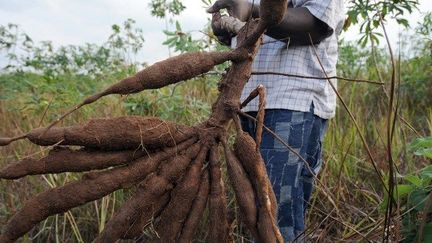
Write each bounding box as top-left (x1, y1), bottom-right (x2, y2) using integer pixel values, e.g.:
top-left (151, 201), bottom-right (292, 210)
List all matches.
top-left (0, 0), bottom-right (431, 65)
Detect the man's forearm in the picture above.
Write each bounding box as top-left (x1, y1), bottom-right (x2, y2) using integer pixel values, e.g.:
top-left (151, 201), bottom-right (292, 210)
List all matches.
top-left (247, 3), bottom-right (331, 46)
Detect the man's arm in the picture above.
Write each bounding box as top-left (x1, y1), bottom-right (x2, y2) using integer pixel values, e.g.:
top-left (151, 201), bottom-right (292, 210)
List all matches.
top-left (266, 7), bottom-right (332, 45)
top-left (208, 0), bottom-right (332, 46)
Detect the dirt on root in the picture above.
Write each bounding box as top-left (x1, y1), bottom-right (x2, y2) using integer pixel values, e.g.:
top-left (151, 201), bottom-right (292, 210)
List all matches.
top-left (122, 192), bottom-right (171, 240)
top-left (0, 147), bottom-right (147, 179)
top-left (0, 138), bottom-right (196, 243)
top-left (234, 131), bottom-right (281, 242)
top-left (154, 146), bottom-right (208, 242)
top-left (177, 169), bottom-right (210, 243)
top-left (97, 51), bottom-right (238, 100)
top-left (94, 141), bottom-right (202, 243)
top-left (223, 142), bottom-right (259, 238)
top-left (27, 116), bottom-right (194, 150)
top-left (208, 146), bottom-right (229, 243)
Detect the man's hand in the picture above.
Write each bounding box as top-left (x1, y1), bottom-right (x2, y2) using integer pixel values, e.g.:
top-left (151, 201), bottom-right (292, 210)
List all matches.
top-left (211, 12), bottom-right (234, 46)
top-left (208, 0), bottom-right (254, 46)
top-left (208, 0), bottom-right (332, 46)
top-left (207, 0), bottom-right (252, 22)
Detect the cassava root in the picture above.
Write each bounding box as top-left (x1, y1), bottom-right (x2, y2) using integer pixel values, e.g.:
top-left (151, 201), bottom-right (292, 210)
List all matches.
top-left (223, 141), bottom-right (259, 239)
top-left (0, 1), bottom-right (289, 242)
top-left (208, 146), bottom-right (229, 243)
top-left (0, 147), bottom-right (147, 179)
top-left (93, 142), bottom-right (203, 243)
top-left (1, 116), bottom-right (194, 150)
top-left (234, 132), bottom-right (283, 243)
top-left (153, 146), bottom-right (208, 242)
top-left (177, 169), bottom-right (210, 243)
top-left (0, 138), bottom-right (197, 243)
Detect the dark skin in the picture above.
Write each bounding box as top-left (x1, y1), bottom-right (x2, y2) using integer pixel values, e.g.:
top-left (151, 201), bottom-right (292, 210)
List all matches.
top-left (207, 0), bottom-right (332, 46)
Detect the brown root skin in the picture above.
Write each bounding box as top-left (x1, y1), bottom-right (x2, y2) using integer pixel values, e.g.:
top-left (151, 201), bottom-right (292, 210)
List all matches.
top-left (208, 146), bottom-right (229, 243)
top-left (154, 146), bottom-right (208, 243)
top-left (157, 143), bottom-right (202, 182)
top-left (256, 85), bottom-right (266, 150)
top-left (234, 132), bottom-right (273, 212)
top-left (208, 20), bottom-right (263, 128)
top-left (257, 208), bottom-right (277, 243)
top-left (177, 169), bottom-right (210, 243)
top-left (0, 137), bottom-right (11, 146)
top-left (94, 176), bottom-right (172, 243)
top-left (124, 51), bottom-right (241, 91)
top-left (268, 182), bottom-right (278, 222)
top-left (25, 116), bottom-right (194, 150)
top-left (240, 85), bottom-right (267, 150)
top-left (0, 135), bottom-right (27, 146)
top-left (27, 127), bottom-right (64, 146)
top-left (121, 192), bottom-right (170, 239)
top-left (222, 142), bottom-right (259, 239)
top-left (0, 138), bottom-right (196, 243)
top-left (234, 132), bottom-right (282, 242)
top-left (0, 147), bottom-right (147, 180)
top-left (94, 142), bottom-right (202, 243)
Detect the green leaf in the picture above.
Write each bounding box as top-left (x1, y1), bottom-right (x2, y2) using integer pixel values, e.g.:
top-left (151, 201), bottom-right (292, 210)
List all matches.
top-left (162, 37), bottom-right (177, 46)
top-left (396, 18), bottom-right (410, 28)
top-left (175, 21), bottom-right (181, 31)
top-left (405, 175), bottom-right (423, 187)
top-left (420, 165), bottom-right (432, 180)
top-left (111, 24), bottom-right (120, 33)
top-left (416, 148), bottom-right (432, 159)
top-left (409, 189), bottom-right (431, 211)
top-left (409, 137), bottom-right (432, 159)
top-left (423, 224), bottom-right (432, 242)
top-left (396, 184), bottom-right (415, 199)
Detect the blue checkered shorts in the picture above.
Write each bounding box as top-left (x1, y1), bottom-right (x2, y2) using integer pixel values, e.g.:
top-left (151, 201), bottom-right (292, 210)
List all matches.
top-left (240, 105), bottom-right (327, 242)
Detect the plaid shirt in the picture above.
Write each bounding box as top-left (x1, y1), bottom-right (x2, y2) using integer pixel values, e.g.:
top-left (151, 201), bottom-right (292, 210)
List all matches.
top-left (239, 0), bottom-right (346, 119)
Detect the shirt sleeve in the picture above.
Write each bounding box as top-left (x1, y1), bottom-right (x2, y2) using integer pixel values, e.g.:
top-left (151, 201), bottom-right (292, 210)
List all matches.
top-left (292, 0), bottom-right (346, 35)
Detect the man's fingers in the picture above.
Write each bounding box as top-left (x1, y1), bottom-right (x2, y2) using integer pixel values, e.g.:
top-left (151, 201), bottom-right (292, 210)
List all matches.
top-left (206, 0), bottom-right (228, 13)
top-left (212, 12), bottom-right (222, 23)
top-left (211, 13), bottom-right (224, 36)
top-left (217, 34), bottom-right (232, 46)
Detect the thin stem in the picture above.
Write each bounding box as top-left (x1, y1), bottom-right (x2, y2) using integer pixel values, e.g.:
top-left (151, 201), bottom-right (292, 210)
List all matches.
top-left (241, 86), bottom-right (261, 108)
top-left (381, 16), bottom-right (398, 243)
top-left (307, 198), bottom-right (373, 243)
top-left (241, 85), bottom-right (266, 150)
top-left (370, 32), bottom-right (421, 137)
top-left (43, 103), bottom-right (84, 132)
top-left (38, 95), bottom-right (55, 127)
top-left (251, 71), bottom-right (385, 85)
top-left (0, 134), bottom-right (28, 146)
top-left (206, 71), bottom-right (384, 85)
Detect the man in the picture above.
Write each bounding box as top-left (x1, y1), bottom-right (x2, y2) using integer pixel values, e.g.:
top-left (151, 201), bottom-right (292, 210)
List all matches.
top-left (208, 0), bottom-right (345, 241)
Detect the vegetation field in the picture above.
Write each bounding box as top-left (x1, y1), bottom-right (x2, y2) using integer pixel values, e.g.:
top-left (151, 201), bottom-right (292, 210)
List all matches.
top-left (0, 1), bottom-right (431, 242)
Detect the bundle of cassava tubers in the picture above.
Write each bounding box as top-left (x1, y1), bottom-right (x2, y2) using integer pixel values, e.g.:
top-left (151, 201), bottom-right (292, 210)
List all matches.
top-left (0, 0), bottom-right (288, 242)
